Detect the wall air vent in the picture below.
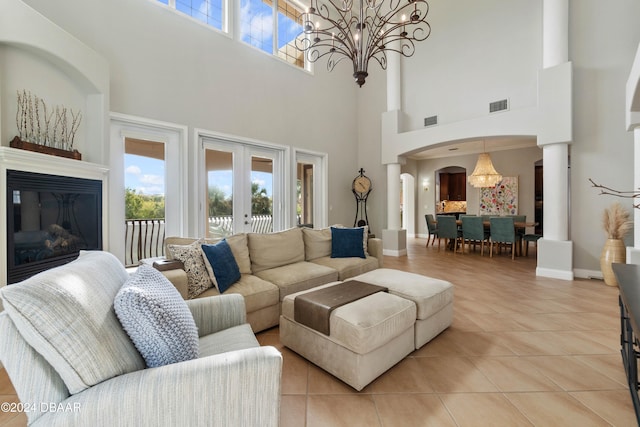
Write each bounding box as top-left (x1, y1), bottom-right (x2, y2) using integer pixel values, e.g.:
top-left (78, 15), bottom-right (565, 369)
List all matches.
top-left (424, 115), bottom-right (438, 127)
top-left (489, 99), bottom-right (509, 113)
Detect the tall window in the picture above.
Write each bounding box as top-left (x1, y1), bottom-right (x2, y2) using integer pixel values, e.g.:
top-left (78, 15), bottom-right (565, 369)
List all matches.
top-left (157, 0), bottom-right (304, 68)
top-left (124, 138), bottom-right (166, 266)
top-left (202, 137), bottom-right (283, 237)
top-left (240, 0), bottom-right (303, 67)
top-left (160, 0), bottom-right (224, 30)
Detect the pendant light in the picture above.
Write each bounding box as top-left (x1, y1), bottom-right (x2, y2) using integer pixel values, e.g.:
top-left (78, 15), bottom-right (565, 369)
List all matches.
top-left (467, 141), bottom-right (502, 188)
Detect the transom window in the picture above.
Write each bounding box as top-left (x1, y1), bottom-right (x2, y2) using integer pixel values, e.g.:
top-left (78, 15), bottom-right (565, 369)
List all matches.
top-left (157, 0), bottom-right (304, 68)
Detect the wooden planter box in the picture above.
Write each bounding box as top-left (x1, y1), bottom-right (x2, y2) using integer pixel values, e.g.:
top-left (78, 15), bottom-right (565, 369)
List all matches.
top-left (10, 136), bottom-right (81, 160)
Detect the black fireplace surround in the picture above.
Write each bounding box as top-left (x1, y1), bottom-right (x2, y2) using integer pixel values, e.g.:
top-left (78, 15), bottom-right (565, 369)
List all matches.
top-left (7, 169), bottom-right (103, 284)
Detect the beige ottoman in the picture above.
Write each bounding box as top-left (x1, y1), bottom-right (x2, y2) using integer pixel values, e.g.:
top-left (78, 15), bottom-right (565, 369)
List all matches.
top-left (280, 282), bottom-right (416, 391)
top-left (352, 269), bottom-right (454, 349)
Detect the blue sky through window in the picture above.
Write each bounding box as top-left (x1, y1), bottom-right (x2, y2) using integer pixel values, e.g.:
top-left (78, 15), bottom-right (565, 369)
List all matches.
top-left (125, 154), bottom-right (165, 196)
top-left (124, 153), bottom-right (272, 197)
top-left (207, 170), bottom-right (273, 197)
top-left (175, 0), bottom-right (223, 30)
top-left (158, 0), bottom-right (303, 64)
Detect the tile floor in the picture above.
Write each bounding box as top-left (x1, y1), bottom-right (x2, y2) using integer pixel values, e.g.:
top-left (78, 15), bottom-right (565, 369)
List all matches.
top-left (0, 238), bottom-right (637, 426)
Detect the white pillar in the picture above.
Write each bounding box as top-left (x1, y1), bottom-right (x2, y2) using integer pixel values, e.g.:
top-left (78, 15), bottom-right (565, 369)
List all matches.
top-left (387, 35), bottom-right (401, 112)
top-left (382, 32), bottom-right (407, 256)
top-left (536, 0), bottom-right (573, 280)
top-left (543, 0), bottom-right (568, 68)
top-left (387, 163), bottom-right (401, 229)
top-left (542, 143), bottom-right (569, 241)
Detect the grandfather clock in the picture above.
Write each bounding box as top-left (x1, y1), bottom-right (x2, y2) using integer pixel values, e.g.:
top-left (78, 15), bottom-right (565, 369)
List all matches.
top-left (351, 168), bottom-right (372, 228)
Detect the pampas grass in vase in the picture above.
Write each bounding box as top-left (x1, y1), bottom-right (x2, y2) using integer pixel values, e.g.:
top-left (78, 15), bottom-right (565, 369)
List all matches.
top-left (601, 202), bottom-right (632, 286)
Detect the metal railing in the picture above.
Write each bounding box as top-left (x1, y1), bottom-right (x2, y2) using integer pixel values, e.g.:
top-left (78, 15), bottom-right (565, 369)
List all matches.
top-left (125, 219), bottom-right (166, 267)
top-left (125, 215), bottom-right (276, 267)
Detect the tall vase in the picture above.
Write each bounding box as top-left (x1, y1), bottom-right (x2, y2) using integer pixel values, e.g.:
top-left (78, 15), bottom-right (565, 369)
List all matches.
top-left (600, 238), bottom-right (626, 287)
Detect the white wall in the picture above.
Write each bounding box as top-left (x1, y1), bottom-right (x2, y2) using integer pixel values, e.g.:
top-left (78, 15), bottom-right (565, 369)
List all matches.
top-left (21, 0), bottom-right (361, 238)
top-left (401, 0), bottom-right (541, 131)
top-left (569, 0), bottom-right (640, 272)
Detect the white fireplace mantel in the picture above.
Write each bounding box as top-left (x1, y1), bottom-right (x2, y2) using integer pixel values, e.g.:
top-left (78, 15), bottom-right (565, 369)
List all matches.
top-left (0, 146), bottom-right (110, 288)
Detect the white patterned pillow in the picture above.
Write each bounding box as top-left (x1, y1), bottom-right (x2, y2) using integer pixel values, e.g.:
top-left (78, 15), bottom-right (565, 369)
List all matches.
top-left (115, 265), bottom-right (199, 368)
top-left (167, 239), bottom-right (212, 298)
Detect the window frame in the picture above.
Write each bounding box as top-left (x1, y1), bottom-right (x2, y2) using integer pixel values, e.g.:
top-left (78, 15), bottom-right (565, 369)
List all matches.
top-left (155, 0), bottom-right (308, 71)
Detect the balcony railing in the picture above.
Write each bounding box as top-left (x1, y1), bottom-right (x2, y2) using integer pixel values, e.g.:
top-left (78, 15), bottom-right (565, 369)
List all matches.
top-left (124, 215), bottom-right (276, 267)
top-left (125, 219), bottom-right (166, 267)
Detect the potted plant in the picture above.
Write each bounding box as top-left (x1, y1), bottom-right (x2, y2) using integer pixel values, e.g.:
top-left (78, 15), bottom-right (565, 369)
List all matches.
top-left (601, 202), bottom-right (633, 286)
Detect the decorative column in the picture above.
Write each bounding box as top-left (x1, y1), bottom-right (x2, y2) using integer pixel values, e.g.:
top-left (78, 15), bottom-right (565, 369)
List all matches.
top-left (382, 30), bottom-right (408, 256)
top-left (536, 0), bottom-right (574, 280)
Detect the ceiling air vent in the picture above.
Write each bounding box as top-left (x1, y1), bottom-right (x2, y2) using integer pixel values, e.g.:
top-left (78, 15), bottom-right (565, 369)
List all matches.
top-left (424, 115), bottom-right (438, 127)
top-left (489, 99), bottom-right (509, 113)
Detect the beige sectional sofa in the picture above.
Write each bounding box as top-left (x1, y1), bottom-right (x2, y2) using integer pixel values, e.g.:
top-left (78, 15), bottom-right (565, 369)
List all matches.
top-left (153, 227), bottom-right (383, 333)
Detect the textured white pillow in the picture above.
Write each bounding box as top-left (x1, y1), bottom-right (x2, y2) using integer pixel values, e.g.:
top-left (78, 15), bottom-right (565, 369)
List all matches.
top-left (115, 265), bottom-right (199, 368)
top-left (167, 239), bottom-right (213, 298)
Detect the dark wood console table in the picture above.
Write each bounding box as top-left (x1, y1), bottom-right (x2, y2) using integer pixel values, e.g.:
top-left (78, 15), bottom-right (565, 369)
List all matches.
top-left (613, 262), bottom-right (640, 425)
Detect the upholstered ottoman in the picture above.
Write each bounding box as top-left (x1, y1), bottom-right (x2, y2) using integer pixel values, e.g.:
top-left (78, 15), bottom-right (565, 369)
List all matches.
top-left (280, 282), bottom-right (416, 391)
top-left (352, 268), bottom-right (454, 349)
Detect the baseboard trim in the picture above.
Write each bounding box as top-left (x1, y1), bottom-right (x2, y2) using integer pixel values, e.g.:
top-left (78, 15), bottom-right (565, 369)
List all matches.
top-left (536, 267), bottom-right (574, 281)
top-left (573, 268), bottom-right (604, 280)
top-left (383, 249), bottom-right (408, 257)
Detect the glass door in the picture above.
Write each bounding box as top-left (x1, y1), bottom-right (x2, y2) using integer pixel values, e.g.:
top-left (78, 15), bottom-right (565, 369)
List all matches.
top-left (203, 138), bottom-right (283, 237)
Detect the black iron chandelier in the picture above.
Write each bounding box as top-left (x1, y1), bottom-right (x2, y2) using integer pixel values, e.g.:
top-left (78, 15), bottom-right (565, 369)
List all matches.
top-left (295, 0), bottom-right (431, 87)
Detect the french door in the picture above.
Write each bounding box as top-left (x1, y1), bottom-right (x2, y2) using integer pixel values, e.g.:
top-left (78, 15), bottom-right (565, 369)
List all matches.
top-left (202, 137), bottom-right (284, 237)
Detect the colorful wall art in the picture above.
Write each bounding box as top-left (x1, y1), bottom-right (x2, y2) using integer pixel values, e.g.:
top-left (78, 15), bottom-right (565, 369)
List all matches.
top-left (479, 177), bottom-right (518, 215)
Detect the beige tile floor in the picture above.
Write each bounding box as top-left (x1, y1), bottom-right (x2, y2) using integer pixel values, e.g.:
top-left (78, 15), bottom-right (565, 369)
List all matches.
top-left (0, 238), bottom-right (637, 426)
top-left (261, 238), bottom-right (637, 427)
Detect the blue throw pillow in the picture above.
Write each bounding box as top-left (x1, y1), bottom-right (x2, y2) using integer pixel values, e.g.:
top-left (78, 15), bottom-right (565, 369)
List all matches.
top-left (114, 265), bottom-right (199, 368)
top-left (201, 239), bottom-right (241, 293)
top-left (331, 226), bottom-right (366, 258)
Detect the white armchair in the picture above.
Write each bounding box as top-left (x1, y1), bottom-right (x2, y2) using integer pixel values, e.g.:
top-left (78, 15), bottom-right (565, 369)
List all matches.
top-left (0, 251), bottom-right (282, 427)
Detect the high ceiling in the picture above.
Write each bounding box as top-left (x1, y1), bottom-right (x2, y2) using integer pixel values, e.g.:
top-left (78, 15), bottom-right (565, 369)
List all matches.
top-left (408, 136), bottom-right (539, 160)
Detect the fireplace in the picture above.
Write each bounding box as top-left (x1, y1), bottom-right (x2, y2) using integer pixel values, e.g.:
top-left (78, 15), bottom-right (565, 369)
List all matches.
top-left (6, 169), bottom-right (103, 284)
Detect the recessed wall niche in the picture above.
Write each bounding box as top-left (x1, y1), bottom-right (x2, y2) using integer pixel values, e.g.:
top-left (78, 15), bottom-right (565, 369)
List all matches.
top-left (0, 44), bottom-right (87, 156)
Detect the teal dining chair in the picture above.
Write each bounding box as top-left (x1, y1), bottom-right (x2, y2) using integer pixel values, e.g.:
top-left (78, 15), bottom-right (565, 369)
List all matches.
top-left (425, 214), bottom-right (438, 247)
top-left (436, 215), bottom-right (461, 253)
top-left (461, 215), bottom-right (490, 256)
top-left (523, 233), bottom-right (542, 256)
top-left (489, 217), bottom-right (521, 259)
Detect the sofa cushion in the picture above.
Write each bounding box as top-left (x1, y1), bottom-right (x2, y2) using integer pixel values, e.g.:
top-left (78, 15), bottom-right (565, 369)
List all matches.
top-left (310, 255), bottom-right (379, 281)
top-left (194, 274), bottom-right (279, 313)
top-left (167, 239), bottom-right (212, 298)
top-left (254, 261), bottom-right (339, 301)
top-left (225, 233), bottom-right (252, 274)
top-left (0, 251), bottom-right (145, 394)
top-left (115, 265), bottom-right (199, 368)
top-left (248, 228), bottom-right (305, 273)
top-left (331, 227), bottom-right (366, 258)
top-left (302, 227), bottom-right (332, 261)
top-left (201, 239), bottom-right (241, 293)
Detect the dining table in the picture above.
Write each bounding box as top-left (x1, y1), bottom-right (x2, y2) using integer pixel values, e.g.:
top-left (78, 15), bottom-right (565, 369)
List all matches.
top-left (448, 219), bottom-right (539, 256)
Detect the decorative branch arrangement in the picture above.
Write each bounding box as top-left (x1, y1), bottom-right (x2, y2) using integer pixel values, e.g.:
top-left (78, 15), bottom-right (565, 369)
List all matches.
top-left (15, 89), bottom-right (82, 152)
top-left (589, 178), bottom-right (640, 209)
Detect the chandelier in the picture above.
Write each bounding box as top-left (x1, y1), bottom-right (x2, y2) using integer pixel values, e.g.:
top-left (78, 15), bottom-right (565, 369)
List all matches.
top-left (468, 153), bottom-right (503, 188)
top-left (295, 0), bottom-right (431, 87)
